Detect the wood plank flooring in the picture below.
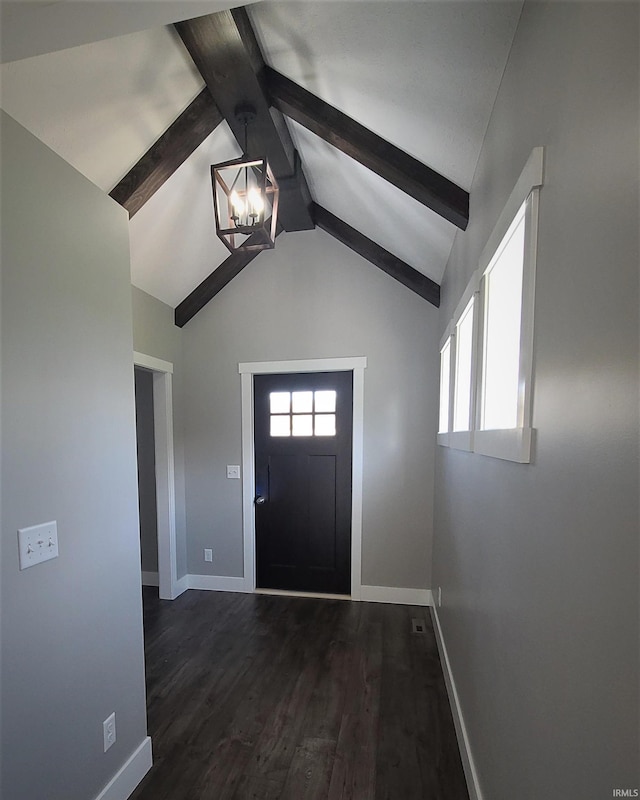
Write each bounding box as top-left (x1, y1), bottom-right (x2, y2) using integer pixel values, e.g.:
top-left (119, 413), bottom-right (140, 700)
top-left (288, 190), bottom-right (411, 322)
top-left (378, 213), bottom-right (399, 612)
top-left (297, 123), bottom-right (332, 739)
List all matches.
top-left (130, 588), bottom-right (469, 800)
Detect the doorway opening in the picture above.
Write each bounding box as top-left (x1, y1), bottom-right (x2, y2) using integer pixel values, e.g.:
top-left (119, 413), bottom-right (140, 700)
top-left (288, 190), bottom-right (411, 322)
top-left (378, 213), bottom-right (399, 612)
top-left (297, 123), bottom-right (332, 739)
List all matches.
top-left (133, 352), bottom-right (182, 600)
top-left (239, 357), bottom-right (367, 600)
top-left (134, 366), bottom-right (159, 588)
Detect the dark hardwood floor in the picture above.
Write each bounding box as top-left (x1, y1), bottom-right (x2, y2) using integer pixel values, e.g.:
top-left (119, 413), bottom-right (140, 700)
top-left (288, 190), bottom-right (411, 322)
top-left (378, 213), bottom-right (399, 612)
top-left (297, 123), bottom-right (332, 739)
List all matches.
top-left (130, 588), bottom-right (469, 800)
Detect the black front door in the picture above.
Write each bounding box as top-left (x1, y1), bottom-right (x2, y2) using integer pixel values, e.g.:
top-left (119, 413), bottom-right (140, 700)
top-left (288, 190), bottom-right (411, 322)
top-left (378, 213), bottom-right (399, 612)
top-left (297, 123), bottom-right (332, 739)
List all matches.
top-left (254, 371), bottom-right (353, 594)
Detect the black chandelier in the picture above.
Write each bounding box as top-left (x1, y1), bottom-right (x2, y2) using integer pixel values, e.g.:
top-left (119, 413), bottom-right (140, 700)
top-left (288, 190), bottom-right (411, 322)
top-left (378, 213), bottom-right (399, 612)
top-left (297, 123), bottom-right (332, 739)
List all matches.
top-left (211, 104), bottom-right (279, 254)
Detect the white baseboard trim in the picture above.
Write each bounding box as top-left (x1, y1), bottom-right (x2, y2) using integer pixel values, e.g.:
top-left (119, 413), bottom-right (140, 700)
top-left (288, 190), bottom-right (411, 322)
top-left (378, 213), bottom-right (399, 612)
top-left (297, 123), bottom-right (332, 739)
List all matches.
top-left (93, 736), bottom-right (152, 800)
top-left (431, 606), bottom-right (483, 800)
top-left (177, 577), bottom-right (434, 607)
top-left (174, 575), bottom-right (189, 596)
top-left (141, 571), bottom-right (159, 587)
top-left (255, 588), bottom-right (351, 601)
top-left (360, 585), bottom-right (433, 606)
top-left (187, 574), bottom-right (249, 593)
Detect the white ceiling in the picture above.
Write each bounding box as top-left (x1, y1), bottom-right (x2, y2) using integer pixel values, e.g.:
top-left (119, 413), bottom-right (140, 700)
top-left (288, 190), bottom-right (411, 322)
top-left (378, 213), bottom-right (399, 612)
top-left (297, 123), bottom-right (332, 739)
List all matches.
top-left (0, 1), bottom-right (262, 64)
top-left (0, 24), bottom-right (205, 191)
top-left (0, 1), bottom-right (523, 310)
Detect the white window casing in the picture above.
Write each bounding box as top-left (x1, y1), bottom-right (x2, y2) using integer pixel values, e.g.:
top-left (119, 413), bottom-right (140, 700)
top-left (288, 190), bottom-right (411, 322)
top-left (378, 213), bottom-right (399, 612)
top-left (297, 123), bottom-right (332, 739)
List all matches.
top-left (438, 334), bottom-right (454, 444)
top-left (449, 287), bottom-right (481, 452)
top-left (438, 147), bottom-right (544, 463)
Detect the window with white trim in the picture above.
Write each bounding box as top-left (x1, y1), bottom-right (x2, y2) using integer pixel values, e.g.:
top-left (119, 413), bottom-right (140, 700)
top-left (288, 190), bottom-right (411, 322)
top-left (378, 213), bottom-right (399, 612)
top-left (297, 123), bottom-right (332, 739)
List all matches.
top-left (479, 203), bottom-right (526, 431)
top-left (453, 295), bottom-right (476, 433)
top-left (438, 336), bottom-right (452, 434)
top-left (437, 147), bottom-right (543, 463)
top-left (474, 188), bottom-right (538, 462)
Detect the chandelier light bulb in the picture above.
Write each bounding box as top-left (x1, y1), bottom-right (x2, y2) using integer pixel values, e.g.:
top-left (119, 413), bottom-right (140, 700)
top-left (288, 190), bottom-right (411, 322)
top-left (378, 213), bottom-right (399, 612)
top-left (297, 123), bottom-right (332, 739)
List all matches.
top-left (248, 186), bottom-right (264, 216)
top-left (230, 190), bottom-right (246, 219)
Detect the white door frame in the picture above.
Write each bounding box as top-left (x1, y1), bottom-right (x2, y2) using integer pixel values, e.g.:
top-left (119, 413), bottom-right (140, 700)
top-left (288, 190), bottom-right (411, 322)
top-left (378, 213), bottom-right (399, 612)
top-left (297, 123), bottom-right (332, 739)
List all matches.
top-left (239, 357), bottom-right (367, 599)
top-left (134, 352), bottom-right (182, 600)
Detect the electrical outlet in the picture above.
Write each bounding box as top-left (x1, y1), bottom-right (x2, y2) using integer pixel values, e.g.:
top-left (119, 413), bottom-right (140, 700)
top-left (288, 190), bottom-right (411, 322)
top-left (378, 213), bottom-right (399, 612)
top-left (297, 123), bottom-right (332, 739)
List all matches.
top-left (103, 712), bottom-right (116, 752)
top-left (412, 618), bottom-right (426, 634)
top-left (438, 587), bottom-right (442, 607)
top-left (226, 465), bottom-right (240, 479)
top-left (204, 548), bottom-right (213, 562)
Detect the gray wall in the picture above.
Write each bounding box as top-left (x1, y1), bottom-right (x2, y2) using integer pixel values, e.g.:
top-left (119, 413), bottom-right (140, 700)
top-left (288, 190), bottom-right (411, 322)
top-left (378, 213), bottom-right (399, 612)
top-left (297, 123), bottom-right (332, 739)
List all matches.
top-left (132, 285), bottom-right (187, 578)
top-left (182, 227), bottom-right (439, 589)
top-left (135, 367), bottom-right (158, 574)
top-left (433, 4), bottom-right (639, 799)
top-left (0, 112), bottom-right (148, 799)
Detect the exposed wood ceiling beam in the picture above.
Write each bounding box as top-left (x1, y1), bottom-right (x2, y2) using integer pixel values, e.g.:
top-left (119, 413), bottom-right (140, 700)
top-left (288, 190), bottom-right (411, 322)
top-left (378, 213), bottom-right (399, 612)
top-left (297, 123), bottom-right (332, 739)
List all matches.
top-left (175, 8), bottom-right (314, 232)
top-left (265, 67), bottom-right (469, 231)
top-left (175, 227), bottom-right (283, 327)
top-left (313, 204), bottom-right (440, 307)
top-left (155, 8), bottom-right (445, 323)
top-left (109, 89), bottom-right (222, 218)
top-left (175, 203), bottom-right (440, 326)
top-left (175, 249), bottom-right (260, 328)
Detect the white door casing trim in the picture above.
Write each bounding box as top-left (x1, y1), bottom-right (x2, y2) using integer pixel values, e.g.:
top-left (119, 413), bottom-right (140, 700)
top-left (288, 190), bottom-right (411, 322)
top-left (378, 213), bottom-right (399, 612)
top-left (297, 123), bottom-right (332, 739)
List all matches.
top-left (239, 357), bottom-right (367, 599)
top-left (133, 351), bottom-right (183, 600)
top-left (133, 352), bottom-right (173, 375)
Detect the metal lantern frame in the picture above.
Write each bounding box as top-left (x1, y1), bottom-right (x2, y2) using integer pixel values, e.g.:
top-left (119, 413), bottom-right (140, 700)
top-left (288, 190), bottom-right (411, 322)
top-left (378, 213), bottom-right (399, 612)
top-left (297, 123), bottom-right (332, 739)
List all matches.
top-left (211, 155), bottom-right (279, 255)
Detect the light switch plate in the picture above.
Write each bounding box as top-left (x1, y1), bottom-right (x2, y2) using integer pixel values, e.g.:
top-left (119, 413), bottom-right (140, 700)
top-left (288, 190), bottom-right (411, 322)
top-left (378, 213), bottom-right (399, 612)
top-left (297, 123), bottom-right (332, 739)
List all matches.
top-left (226, 465), bottom-right (240, 479)
top-left (18, 521), bottom-right (58, 570)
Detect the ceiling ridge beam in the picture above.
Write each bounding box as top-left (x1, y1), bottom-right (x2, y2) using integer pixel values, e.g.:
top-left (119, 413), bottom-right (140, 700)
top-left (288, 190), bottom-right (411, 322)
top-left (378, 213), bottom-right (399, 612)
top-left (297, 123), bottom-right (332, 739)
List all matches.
top-left (109, 88), bottom-right (222, 218)
top-left (265, 67), bottom-right (469, 231)
top-left (174, 8), bottom-right (314, 232)
top-left (312, 203), bottom-right (440, 307)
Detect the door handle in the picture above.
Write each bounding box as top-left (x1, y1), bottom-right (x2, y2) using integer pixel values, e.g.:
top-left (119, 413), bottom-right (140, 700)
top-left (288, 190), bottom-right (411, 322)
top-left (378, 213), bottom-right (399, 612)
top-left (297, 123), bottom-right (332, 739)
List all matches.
top-left (254, 495), bottom-right (266, 505)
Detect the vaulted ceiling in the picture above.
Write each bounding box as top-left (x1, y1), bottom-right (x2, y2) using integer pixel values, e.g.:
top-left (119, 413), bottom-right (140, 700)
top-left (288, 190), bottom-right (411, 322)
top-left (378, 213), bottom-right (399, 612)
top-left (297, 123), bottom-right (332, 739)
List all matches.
top-left (0, 1), bottom-right (523, 326)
